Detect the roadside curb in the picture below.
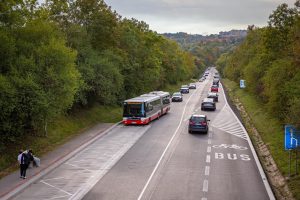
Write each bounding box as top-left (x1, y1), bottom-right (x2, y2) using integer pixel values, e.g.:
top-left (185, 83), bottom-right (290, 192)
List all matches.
top-left (0, 122), bottom-right (122, 200)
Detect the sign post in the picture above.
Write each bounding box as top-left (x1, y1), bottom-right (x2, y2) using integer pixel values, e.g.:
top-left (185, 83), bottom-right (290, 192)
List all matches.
top-left (240, 80), bottom-right (246, 89)
top-left (285, 125), bottom-right (300, 176)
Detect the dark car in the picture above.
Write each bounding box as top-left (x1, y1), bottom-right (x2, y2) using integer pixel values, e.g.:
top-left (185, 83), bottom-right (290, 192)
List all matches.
top-left (201, 98), bottom-right (216, 111)
top-left (188, 114), bottom-right (210, 134)
top-left (211, 85), bottom-right (219, 92)
top-left (189, 83), bottom-right (196, 89)
top-left (207, 92), bottom-right (218, 102)
top-left (172, 92), bottom-right (183, 102)
top-left (180, 85), bottom-right (189, 93)
top-left (213, 78), bottom-right (219, 86)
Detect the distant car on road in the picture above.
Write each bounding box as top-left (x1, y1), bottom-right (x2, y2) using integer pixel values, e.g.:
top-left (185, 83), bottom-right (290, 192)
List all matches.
top-left (201, 98), bottom-right (216, 111)
top-left (213, 78), bottom-right (219, 86)
top-left (207, 92), bottom-right (219, 102)
top-left (180, 85), bottom-right (189, 94)
top-left (188, 114), bottom-right (210, 134)
top-left (189, 83), bottom-right (196, 89)
top-left (172, 92), bottom-right (183, 102)
top-left (211, 85), bottom-right (219, 92)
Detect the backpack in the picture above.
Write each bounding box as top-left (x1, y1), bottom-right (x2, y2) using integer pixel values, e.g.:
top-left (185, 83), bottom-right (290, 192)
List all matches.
top-left (21, 153), bottom-right (30, 165)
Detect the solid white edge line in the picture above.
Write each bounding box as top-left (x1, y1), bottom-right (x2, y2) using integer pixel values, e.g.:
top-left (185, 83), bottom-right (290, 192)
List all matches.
top-left (1, 122), bottom-right (123, 200)
top-left (220, 82), bottom-right (275, 200)
top-left (137, 84), bottom-right (201, 200)
top-left (69, 125), bottom-right (152, 200)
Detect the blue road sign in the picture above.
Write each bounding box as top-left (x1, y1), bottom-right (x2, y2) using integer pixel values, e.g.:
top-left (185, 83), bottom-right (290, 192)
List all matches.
top-left (285, 125), bottom-right (300, 150)
top-left (240, 80), bottom-right (246, 88)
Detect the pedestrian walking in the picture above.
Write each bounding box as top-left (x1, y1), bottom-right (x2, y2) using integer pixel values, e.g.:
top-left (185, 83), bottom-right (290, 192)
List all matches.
top-left (17, 150), bottom-right (30, 179)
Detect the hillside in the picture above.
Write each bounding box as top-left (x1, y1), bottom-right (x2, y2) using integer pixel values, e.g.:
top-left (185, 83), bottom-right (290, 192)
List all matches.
top-left (162, 30), bottom-right (247, 66)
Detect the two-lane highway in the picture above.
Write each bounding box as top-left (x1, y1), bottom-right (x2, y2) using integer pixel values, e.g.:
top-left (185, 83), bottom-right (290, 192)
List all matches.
top-left (10, 68), bottom-right (274, 200)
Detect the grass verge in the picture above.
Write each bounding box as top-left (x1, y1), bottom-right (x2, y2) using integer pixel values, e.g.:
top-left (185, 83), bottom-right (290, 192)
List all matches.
top-left (0, 79), bottom-right (195, 179)
top-left (223, 79), bottom-right (300, 199)
top-left (0, 105), bottom-right (122, 179)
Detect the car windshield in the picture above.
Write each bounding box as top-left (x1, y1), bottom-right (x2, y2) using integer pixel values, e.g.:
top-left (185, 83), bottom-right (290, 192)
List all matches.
top-left (173, 93), bottom-right (181, 96)
top-left (190, 117), bottom-right (205, 123)
top-left (123, 103), bottom-right (145, 117)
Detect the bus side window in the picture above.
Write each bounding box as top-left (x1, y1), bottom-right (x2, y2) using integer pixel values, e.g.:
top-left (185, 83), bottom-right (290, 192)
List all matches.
top-left (146, 103), bottom-right (153, 112)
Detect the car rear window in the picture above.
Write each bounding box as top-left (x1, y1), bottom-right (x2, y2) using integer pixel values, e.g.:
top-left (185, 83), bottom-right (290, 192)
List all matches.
top-left (203, 103), bottom-right (214, 106)
top-left (191, 117), bottom-right (205, 123)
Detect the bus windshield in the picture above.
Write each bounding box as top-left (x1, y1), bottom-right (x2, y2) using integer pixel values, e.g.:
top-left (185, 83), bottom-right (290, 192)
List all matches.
top-left (123, 103), bottom-right (145, 117)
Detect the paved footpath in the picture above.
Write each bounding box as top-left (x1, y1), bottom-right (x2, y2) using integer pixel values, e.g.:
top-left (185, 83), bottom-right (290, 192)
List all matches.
top-left (0, 123), bottom-right (115, 200)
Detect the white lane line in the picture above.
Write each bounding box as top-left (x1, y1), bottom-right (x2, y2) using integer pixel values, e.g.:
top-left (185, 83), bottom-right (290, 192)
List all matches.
top-left (220, 83), bottom-right (275, 200)
top-left (206, 155), bottom-right (211, 163)
top-left (47, 195), bottom-right (71, 200)
top-left (42, 177), bottom-right (65, 182)
top-left (137, 85), bottom-right (201, 200)
top-left (40, 180), bottom-right (72, 196)
top-left (207, 146), bottom-right (211, 153)
top-left (203, 180), bottom-right (209, 192)
top-left (205, 166), bottom-right (210, 176)
top-left (64, 163), bottom-right (94, 172)
top-left (201, 198), bottom-right (207, 200)
top-left (208, 139), bottom-right (211, 145)
top-left (209, 132), bottom-right (212, 138)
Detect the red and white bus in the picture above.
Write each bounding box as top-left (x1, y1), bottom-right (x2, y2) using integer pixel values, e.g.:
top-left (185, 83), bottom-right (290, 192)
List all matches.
top-left (123, 91), bottom-right (171, 125)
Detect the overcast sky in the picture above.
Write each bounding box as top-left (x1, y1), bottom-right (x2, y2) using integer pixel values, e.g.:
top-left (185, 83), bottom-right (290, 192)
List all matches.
top-left (105, 0), bottom-right (295, 34)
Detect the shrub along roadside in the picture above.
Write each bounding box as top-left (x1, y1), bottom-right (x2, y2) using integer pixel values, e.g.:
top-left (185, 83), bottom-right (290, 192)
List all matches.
top-left (223, 79), bottom-right (299, 199)
top-left (0, 105), bottom-right (122, 179)
top-left (0, 79), bottom-right (195, 179)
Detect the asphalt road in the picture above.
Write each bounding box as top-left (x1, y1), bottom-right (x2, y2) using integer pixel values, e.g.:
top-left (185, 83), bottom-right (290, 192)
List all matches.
top-left (10, 68), bottom-right (274, 200)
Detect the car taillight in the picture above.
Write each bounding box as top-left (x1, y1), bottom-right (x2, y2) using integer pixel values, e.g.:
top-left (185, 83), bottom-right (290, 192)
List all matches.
top-left (189, 121), bottom-right (195, 125)
top-left (201, 122), bottom-right (207, 126)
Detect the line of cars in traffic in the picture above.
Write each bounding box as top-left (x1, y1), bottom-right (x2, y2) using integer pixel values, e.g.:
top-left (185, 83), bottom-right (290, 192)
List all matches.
top-left (189, 70), bottom-right (220, 134)
top-left (171, 83), bottom-right (197, 102)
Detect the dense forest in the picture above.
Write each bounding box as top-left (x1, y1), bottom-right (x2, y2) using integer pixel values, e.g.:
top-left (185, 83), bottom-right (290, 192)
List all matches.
top-left (217, 1), bottom-right (300, 128)
top-left (0, 0), bottom-right (202, 148)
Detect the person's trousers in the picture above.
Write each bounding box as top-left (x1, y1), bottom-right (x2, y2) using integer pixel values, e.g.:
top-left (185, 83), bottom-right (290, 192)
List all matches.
top-left (20, 164), bottom-right (28, 177)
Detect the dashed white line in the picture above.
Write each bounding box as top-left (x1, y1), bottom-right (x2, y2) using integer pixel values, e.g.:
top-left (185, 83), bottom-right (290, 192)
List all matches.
top-left (201, 198), bottom-right (207, 200)
top-left (207, 146), bottom-right (211, 153)
top-left (203, 180), bottom-right (209, 192)
top-left (206, 155), bottom-right (211, 163)
top-left (208, 139), bottom-right (211, 145)
top-left (205, 166), bottom-right (210, 176)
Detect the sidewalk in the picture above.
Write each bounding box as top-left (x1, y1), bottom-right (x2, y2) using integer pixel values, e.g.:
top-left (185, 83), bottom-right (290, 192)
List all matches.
top-left (0, 123), bottom-right (116, 200)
